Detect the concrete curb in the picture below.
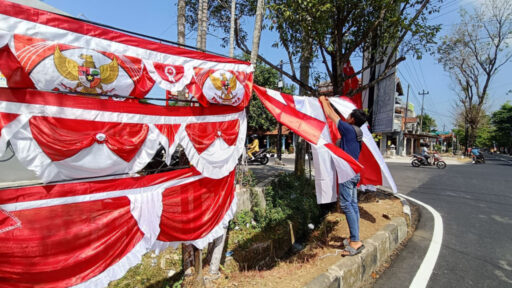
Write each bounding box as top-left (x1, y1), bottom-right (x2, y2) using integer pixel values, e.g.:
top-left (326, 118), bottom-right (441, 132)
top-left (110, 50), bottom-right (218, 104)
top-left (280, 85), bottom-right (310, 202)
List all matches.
top-left (304, 195), bottom-right (411, 288)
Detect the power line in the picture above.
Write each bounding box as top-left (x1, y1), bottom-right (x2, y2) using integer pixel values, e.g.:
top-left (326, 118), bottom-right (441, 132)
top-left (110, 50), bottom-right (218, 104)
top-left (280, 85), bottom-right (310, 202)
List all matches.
top-left (402, 61), bottom-right (423, 91)
top-left (410, 59), bottom-right (426, 90)
top-left (397, 69), bottom-right (420, 102)
top-left (424, 108), bottom-right (453, 119)
top-left (404, 61), bottom-right (423, 90)
top-left (397, 69), bottom-right (424, 115)
top-left (415, 59), bottom-right (429, 89)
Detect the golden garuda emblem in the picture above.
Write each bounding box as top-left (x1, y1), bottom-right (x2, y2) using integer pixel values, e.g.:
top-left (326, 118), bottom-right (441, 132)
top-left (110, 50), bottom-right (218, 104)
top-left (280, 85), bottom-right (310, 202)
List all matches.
top-left (208, 72), bottom-right (237, 102)
top-left (53, 46), bottom-right (119, 94)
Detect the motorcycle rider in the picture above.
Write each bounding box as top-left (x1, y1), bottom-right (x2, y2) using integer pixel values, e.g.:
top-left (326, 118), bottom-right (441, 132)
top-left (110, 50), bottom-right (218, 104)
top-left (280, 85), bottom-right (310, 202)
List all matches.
top-left (421, 143), bottom-right (432, 165)
top-left (247, 134), bottom-right (259, 160)
top-left (471, 146), bottom-right (483, 163)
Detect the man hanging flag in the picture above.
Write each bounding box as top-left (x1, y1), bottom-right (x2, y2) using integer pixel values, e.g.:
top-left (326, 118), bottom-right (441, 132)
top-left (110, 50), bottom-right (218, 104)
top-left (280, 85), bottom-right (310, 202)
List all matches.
top-left (253, 85), bottom-right (397, 203)
top-left (253, 85), bottom-right (364, 204)
top-left (327, 97), bottom-right (397, 193)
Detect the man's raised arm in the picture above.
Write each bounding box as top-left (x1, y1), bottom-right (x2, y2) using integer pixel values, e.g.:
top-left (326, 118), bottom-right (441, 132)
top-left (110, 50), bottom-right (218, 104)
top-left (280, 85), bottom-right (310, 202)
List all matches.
top-left (319, 96), bottom-right (341, 124)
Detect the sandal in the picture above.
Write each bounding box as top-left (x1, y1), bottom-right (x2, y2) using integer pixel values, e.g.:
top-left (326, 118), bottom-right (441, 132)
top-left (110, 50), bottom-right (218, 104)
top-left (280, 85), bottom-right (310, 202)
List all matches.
top-left (341, 244), bottom-right (365, 257)
top-left (343, 238), bottom-right (350, 247)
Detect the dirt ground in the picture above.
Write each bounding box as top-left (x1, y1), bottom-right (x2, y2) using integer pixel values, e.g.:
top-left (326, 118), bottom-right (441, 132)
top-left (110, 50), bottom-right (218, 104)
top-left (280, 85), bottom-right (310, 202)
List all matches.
top-left (209, 194), bottom-right (404, 288)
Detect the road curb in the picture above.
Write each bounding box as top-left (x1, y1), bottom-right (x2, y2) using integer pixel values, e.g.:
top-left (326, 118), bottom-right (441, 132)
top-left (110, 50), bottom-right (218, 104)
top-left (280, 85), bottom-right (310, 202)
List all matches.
top-left (304, 194), bottom-right (411, 288)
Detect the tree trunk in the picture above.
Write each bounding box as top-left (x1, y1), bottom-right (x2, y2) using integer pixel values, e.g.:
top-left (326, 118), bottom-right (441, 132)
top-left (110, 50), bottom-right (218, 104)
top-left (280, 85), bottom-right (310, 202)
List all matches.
top-left (196, 0), bottom-right (204, 49)
top-left (294, 36), bottom-right (313, 176)
top-left (229, 0), bottom-right (236, 58)
top-left (294, 138), bottom-right (306, 177)
top-left (184, 1), bottom-right (208, 278)
top-left (250, 0), bottom-right (265, 64)
top-left (200, 0), bottom-right (208, 50)
top-left (177, 0), bottom-right (186, 46)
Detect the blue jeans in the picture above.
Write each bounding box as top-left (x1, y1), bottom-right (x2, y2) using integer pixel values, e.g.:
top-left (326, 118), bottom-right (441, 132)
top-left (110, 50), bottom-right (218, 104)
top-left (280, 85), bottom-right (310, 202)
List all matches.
top-left (339, 174), bottom-right (360, 242)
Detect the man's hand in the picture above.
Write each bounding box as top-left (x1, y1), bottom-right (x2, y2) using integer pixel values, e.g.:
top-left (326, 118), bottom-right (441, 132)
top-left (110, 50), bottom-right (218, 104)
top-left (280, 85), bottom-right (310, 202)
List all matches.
top-left (319, 96), bottom-right (340, 123)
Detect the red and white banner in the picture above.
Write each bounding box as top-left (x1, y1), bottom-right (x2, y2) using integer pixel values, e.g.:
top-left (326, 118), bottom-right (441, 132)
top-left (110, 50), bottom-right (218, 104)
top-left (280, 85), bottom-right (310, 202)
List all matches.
top-left (0, 0), bottom-right (253, 107)
top-left (253, 85), bottom-right (326, 145)
top-left (0, 168), bottom-right (236, 288)
top-left (253, 85), bottom-right (364, 203)
top-left (0, 2), bottom-right (251, 287)
top-left (329, 97), bottom-right (397, 193)
top-left (0, 88), bottom-right (247, 182)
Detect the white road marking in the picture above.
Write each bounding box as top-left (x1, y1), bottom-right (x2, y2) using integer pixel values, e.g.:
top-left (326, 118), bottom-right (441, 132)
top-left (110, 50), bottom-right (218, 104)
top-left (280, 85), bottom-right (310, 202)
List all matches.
top-left (499, 260), bottom-right (512, 271)
top-left (495, 270), bottom-right (512, 284)
top-left (491, 215), bottom-right (512, 224)
top-left (398, 193), bottom-right (444, 288)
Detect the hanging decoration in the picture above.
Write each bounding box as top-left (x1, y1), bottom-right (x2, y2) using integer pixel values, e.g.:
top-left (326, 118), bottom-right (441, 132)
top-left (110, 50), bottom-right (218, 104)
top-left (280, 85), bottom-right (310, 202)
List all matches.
top-left (0, 168), bottom-right (236, 288)
top-left (0, 88), bottom-right (247, 182)
top-left (0, 1), bottom-right (254, 287)
top-left (0, 0), bottom-right (254, 107)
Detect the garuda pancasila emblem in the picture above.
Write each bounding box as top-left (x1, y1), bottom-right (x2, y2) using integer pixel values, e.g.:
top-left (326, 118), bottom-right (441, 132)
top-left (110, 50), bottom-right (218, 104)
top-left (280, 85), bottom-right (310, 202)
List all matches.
top-left (53, 46), bottom-right (119, 94)
top-left (208, 72), bottom-right (237, 103)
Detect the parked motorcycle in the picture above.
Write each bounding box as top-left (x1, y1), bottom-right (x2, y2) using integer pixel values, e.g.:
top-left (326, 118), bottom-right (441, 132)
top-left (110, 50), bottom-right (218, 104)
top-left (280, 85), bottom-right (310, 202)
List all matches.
top-left (245, 148), bottom-right (270, 165)
top-left (411, 153), bottom-right (447, 169)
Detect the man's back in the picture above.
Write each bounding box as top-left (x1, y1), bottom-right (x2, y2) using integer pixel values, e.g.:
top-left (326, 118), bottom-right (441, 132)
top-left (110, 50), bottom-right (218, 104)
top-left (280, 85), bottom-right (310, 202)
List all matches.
top-left (337, 121), bottom-right (360, 160)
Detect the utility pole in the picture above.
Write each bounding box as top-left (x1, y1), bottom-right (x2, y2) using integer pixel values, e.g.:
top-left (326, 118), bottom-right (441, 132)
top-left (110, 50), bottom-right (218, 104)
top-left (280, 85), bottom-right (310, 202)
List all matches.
top-left (418, 90), bottom-right (429, 133)
top-left (399, 84), bottom-right (410, 156)
top-left (277, 60), bottom-right (283, 162)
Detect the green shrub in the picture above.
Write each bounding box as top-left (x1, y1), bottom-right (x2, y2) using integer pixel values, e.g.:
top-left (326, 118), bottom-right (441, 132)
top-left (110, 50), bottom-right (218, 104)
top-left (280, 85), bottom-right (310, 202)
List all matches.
top-left (260, 173), bottom-right (320, 240)
top-left (236, 169), bottom-right (255, 187)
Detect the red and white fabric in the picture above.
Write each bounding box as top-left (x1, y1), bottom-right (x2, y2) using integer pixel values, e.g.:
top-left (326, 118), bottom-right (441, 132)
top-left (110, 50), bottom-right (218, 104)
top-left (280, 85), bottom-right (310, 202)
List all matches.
top-left (342, 61), bottom-right (363, 109)
top-left (253, 85), bottom-right (326, 144)
top-left (253, 85), bottom-right (363, 203)
top-left (0, 0), bottom-right (253, 107)
top-left (187, 68), bottom-right (253, 107)
top-left (329, 97), bottom-right (398, 193)
top-left (0, 167), bottom-right (237, 288)
top-left (0, 88), bottom-right (247, 182)
top-left (0, 208), bottom-right (20, 234)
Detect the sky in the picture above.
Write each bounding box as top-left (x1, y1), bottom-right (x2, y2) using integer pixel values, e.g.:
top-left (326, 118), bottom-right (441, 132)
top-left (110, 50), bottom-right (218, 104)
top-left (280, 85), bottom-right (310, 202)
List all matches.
top-left (37, 0), bottom-right (512, 132)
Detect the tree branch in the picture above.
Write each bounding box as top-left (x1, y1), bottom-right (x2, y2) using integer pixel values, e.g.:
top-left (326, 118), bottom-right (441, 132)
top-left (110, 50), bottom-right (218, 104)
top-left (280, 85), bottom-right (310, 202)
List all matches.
top-left (348, 56), bottom-right (406, 96)
top-left (235, 18), bottom-right (315, 93)
top-left (319, 45), bottom-right (333, 80)
top-left (385, 0), bottom-right (431, 68)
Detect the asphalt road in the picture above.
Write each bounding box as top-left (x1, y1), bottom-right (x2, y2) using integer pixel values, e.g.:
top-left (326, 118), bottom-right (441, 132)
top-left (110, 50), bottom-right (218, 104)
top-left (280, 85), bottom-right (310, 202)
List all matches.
top-left (0, 150), bottom-right (39, 187)
top-left (375, 155), bottom-right (512, 288)
top-left (247, 156), bottom-right (304, 186)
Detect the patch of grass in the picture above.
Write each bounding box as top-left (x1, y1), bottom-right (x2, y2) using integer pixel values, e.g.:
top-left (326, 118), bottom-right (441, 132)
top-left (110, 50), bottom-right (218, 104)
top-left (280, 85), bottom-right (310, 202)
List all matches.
top-left (108, 248), bottom-right (183, 288)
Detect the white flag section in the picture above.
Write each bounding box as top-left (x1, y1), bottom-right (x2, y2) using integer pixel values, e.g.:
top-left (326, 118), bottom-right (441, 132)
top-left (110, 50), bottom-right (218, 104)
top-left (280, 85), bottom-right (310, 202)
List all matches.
top-left (253, 86), bottom-right (363, 204)
top-left (329, 97), bottom-right (398, 193)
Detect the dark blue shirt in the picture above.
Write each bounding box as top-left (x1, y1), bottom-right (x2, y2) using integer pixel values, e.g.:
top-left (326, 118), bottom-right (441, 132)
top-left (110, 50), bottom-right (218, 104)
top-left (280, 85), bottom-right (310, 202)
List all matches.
top-left (337, 120), bottom-right (361, 160)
